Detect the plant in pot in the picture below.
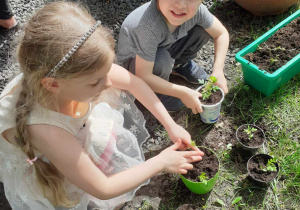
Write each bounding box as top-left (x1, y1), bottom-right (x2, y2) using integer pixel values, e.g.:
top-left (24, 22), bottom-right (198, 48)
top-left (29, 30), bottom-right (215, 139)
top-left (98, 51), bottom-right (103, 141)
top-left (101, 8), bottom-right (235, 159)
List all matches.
top-left (236, 124), bottom-right (266, 157)
top-left (235, 10), bottom-right (300, 96)
top-left (247, 154), bottom-right (279, 186)
top-left (197, 76), bottom-right (225, 124)
top-left (180, 143), bottom-right (220, 194)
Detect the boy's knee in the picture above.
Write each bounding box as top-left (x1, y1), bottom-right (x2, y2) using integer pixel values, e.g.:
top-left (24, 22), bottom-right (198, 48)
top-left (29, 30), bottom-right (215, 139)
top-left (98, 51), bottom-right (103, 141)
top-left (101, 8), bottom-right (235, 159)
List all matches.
top-left (153, 48), bottom-right (174, 80)
top-left (122, 58), bottom-right (136, 75)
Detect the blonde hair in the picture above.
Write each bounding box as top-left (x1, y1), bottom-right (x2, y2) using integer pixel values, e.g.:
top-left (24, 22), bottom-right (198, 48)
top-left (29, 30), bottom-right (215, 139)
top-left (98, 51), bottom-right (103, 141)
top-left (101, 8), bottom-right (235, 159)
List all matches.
top-left (14, 1), bottom-right (114, 207)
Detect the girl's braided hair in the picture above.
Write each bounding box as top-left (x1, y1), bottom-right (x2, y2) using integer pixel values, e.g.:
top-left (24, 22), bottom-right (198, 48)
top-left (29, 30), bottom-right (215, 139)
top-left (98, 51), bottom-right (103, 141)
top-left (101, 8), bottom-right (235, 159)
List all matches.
top-left (15, 1), bottom-right (114, 207)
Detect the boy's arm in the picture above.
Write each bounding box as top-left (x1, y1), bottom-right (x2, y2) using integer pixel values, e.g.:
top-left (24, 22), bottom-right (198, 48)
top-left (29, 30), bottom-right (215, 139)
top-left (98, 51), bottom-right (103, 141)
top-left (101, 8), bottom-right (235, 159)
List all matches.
top-left (135, 55), bottom-right (203, 114)
top-left (205, 16), bottom-right (229, 94)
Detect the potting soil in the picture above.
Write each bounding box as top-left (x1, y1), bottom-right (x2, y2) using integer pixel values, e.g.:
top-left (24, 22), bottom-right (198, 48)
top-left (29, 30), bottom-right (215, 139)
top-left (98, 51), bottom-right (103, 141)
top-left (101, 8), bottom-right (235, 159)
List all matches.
top-left (244, 17), bottom-right (300, 73)
top-left (237, 124), bottom-right (265, 147)
top-left (182, 148), bottom-right (219, 182)
top-left (248, 155), bottom-right (278, 182)
top-left (198, 87), bottom-right (223, 105)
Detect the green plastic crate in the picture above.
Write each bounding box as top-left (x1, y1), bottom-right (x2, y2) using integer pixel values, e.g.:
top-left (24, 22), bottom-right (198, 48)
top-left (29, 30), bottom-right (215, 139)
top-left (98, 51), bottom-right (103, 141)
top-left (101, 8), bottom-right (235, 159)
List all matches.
top-left (235, 10), bottom-right (300, 96)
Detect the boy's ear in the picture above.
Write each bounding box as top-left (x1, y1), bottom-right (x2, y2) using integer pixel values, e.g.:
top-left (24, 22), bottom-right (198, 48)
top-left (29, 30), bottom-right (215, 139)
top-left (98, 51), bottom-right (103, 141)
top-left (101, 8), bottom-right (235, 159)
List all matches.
top-left (40, 77), bottom-right (61, 93)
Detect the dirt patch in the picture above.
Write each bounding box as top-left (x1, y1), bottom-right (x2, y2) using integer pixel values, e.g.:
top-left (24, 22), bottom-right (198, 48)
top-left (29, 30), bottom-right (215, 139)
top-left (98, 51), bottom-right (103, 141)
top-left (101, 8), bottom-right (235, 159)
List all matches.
top-left (245, 17), bottom-right (300, 73)
top-left (176, 204), bottom-right (200, 210)
top-left (236, 124), bottom-right (265, 147)
top-left (248, 154), bottom-right (278, 182)
top-left (183, 148), bottom-right (219, 182)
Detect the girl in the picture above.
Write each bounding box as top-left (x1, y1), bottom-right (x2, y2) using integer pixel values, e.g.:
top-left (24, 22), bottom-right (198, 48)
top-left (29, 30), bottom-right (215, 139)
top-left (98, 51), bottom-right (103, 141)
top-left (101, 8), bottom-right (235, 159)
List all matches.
top-left (0, 1), bottom-right (203, 210)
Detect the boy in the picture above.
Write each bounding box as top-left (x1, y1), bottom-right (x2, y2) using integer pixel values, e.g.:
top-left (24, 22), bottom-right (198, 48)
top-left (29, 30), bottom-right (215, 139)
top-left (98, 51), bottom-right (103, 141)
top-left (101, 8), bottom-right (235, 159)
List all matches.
top-left (117, 0), bottom-right (229, 113)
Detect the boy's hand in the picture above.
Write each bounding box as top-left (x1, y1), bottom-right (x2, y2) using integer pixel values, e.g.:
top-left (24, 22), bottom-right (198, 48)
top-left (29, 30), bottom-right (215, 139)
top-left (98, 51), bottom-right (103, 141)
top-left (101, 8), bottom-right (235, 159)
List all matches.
top-left (179, 87), bottom-right (203, 114)
top-left (158, 139), bottom-right (203, 174)
top-left (211, 71), bottom-right (228, 94)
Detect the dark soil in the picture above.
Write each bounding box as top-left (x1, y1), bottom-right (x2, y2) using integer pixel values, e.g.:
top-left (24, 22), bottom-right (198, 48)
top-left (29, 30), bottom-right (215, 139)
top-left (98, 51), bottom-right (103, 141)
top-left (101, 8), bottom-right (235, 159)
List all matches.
top-left (182, 148), bottom-right (219, 182)
top-left (248, 154), bottom-right (278, 182)
top-left (176, 204), bottom-right (200, 210)
top-left (237, 124), bottom-right (265, 147)
top-left (199, 87), bottom-right (223, 105)
top-left (0, 183), bottom-right (11, 210)
top-left (244, 17), bottom-right (300, 74)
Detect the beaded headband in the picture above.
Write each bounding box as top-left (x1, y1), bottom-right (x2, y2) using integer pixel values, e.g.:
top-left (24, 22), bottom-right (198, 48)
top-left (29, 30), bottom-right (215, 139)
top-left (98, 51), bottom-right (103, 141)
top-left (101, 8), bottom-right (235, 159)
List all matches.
top-left (45, 20), bottom-right (102, 77)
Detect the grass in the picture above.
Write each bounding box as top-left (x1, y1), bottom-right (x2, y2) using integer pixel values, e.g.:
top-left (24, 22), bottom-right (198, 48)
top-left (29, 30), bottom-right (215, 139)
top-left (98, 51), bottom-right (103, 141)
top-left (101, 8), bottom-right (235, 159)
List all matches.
top-left (216, 72), bottom-right (300, 209)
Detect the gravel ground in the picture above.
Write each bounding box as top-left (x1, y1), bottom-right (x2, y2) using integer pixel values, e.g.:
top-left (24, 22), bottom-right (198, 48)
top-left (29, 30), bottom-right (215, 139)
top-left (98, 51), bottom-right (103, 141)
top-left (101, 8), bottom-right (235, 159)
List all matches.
top-left (0, 0), bottom-right (240, 149)
top-left (0, 0), bottom-right (240, 209)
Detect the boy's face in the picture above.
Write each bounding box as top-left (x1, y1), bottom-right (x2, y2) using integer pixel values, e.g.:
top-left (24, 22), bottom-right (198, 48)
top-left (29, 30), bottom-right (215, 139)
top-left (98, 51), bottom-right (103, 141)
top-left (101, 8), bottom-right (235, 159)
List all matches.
top-left (157, 0), bottom-right (203, 27)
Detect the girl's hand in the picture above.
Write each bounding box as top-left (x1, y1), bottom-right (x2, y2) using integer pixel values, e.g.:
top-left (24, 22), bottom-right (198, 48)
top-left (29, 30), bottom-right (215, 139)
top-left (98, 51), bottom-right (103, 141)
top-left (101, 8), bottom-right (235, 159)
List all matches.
top-left (179, 87), bottom-right (203, 114)
top-left (165, 123), bottom-right (199, 151)
top-left (158, 139), bottom-right (204, 174)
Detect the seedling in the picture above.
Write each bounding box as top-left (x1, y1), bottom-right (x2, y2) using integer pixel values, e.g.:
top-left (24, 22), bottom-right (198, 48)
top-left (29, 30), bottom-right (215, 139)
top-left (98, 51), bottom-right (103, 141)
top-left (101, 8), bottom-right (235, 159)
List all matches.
top-left (198, 76), bottom-right (220, 100)
top-left (243, 125), bottom-right (257, 139)
top-left (190, 140), bottom-right (196, 147)
top-left (272, 46), bottom-right (285, 51)
top-left (260, 158), bottom-right (277, 172)
top-left (199, 172), bottom-right (209, 185)
top-left (270, 55), bottom-right (279, 65)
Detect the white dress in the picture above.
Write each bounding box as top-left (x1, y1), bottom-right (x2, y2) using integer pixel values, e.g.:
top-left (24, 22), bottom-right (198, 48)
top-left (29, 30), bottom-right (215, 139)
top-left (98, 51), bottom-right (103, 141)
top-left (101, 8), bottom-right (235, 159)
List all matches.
top-left (0, 74), bottom-right (150, 210)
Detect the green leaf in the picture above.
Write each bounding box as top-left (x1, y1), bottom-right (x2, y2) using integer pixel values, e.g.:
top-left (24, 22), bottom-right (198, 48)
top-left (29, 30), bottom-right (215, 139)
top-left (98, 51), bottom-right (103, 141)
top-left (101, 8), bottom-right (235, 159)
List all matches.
top-left (210, 76), bottom-right (218, 83)
top-left (226, 143), bottom-right (233, 150)
top-left (231, 196), bottom-right (242, 205)
top-left (190, 140), bottom-right (196, 147)
top-left (216, 198), bottom-right (225, 206)
top-left (198, 79), bottom-right (205, 84)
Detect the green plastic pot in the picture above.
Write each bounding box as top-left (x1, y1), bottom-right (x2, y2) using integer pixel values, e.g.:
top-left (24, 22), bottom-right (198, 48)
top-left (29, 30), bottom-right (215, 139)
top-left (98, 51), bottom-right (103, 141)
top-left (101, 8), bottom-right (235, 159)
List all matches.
top-left (235, 10), bottom-right (300, 96)
top-left (180, 147), bottom-right (220, 194)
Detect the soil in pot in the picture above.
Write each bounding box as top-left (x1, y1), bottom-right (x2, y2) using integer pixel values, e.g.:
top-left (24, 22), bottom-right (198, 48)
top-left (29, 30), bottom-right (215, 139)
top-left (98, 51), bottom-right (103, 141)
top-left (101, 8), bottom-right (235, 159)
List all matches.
top-left (198, 87), bottom-right (223, 105)
top-left (248, 155), bottom-right (278, 182)
top-left (244, 17), bottom-right (300, 74)
top-left (183, 148), bottom-right (219, 182)
top-left (236, 124), bottom-right (265, 148)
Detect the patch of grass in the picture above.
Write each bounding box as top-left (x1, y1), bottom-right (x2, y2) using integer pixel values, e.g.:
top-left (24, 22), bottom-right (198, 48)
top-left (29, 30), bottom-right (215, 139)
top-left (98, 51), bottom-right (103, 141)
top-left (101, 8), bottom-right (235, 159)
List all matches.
top-left (219, 70), bottom-right (300, 209)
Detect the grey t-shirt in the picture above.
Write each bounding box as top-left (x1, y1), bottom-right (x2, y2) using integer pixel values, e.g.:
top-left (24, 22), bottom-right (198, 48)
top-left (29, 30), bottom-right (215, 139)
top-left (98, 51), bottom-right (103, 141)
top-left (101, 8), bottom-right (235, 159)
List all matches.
top-left (117, 0), bottom-right (214, 64)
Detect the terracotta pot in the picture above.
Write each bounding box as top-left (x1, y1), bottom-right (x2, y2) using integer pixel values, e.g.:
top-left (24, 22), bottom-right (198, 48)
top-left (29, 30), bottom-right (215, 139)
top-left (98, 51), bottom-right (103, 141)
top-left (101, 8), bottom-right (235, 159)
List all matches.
top-left (234, 0), bottom-right (299, 16)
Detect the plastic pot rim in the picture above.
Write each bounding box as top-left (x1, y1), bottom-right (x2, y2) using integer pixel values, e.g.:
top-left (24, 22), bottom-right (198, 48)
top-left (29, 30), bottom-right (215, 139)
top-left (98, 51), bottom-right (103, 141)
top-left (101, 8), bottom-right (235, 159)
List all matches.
top-left (196, 85), bottom-right (225, 108)
top-left (236, 124), bottom-right (266, 149)
top-left (247, 153), bottom-right (280, 183)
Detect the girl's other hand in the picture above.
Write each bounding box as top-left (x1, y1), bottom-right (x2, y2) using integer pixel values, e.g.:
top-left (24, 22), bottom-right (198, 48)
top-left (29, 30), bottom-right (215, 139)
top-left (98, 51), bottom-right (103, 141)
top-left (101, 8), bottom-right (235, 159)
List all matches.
top-left (166, 123), bottom-right (201, 152)
top-left (158, 139), bottom-right (203, 174)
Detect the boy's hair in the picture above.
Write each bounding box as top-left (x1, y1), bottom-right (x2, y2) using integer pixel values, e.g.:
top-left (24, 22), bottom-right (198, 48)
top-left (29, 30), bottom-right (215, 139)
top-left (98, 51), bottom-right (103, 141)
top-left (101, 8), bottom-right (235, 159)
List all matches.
top-left (14, 1), bottom-right (114, 207)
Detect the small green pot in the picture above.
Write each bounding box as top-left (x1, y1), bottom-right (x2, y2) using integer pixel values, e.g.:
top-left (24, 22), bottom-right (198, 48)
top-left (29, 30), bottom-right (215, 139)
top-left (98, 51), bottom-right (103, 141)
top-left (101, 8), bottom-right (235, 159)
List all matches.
top-left (180, 147), bottom-right (220, 194)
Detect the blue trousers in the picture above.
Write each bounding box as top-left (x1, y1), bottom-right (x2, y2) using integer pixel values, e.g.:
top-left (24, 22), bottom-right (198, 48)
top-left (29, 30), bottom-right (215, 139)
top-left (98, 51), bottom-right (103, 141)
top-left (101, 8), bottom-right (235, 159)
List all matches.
top-left (0, 0), bottom-right (13, 20)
